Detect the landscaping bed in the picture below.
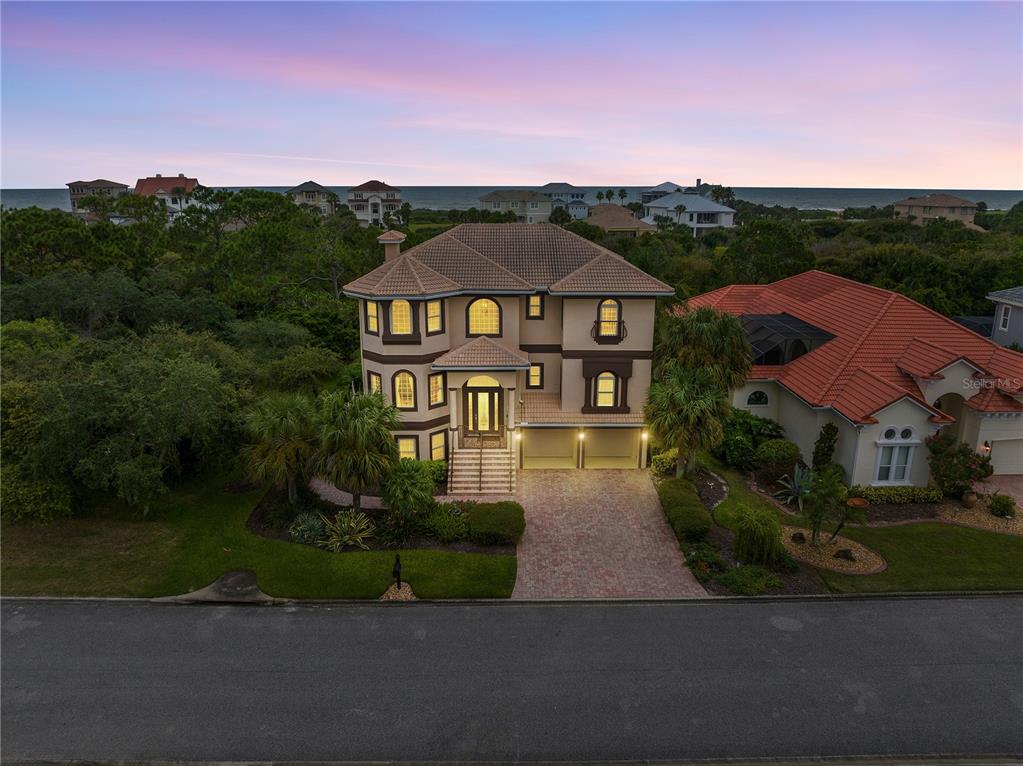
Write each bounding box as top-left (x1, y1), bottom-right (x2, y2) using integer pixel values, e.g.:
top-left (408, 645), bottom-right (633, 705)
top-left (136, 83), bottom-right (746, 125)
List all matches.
top-left (781, 525), bottom-right (886, 575)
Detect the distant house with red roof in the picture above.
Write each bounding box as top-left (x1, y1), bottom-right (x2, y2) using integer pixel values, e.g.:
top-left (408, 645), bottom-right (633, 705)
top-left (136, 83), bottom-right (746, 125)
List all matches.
top-left (133, 173), bottom-right (200, 218)
top-left (347, 180), bottom-right (401, 227)
top-left (690, 271), bottom-right (1023, 482)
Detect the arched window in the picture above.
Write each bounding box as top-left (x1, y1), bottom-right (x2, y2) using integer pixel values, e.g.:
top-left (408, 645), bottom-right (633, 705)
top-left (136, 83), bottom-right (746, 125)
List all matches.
top-left (597, 299), bottom-right (621, 338)
top-left (467, 298), bottom-right (501, 336)
top-left (747, 391), bottom-right (769, 407)
top-left (392, 370), bottom-right (416, 410)
top-left (595, 371), bottom-right (618, 408)
top-left (390, 300), bottom-right (412, 335)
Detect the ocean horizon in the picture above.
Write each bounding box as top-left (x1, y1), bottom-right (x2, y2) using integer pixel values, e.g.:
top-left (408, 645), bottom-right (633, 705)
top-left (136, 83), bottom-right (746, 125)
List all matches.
top-left (3, 185), bottom-right (1022, 213)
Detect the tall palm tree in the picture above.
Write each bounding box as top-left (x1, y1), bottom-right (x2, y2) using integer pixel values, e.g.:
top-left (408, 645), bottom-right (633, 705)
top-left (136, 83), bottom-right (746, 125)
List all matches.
top-left (617, 189), bottom-right (627, 205)
top-left (674, 203), bottom-right (687, 223)
top-left (315, 390), bottom-right (400, 512)
top-left (596, 191), bottom-right (605, 203)
top-left (655, 305), bottom-right (752, 389)
top-left (242, 392), bottom-right (318, 504)
top-left (645, 366), bottom-right (731, 477)
top-left (605, 188), bottom-right (615, 204)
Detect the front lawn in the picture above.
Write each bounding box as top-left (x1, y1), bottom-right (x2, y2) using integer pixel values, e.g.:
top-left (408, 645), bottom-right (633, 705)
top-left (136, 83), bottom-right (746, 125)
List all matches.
top-left (1, 474), bottom-right (517, 599)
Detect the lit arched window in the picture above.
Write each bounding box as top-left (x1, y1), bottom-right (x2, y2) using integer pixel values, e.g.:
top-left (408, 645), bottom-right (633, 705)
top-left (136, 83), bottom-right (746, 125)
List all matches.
top-left (747, 391), bottom-right (769, 406)
top-left (467, 298), bottom-right (501, 336)
top-left (597, 299), bottom-right (621, 337)
top-left (390, 300), bottom-right (412, 335)
top-left (392, 371), bottom-right (416, 409)
top-left (595, 371), bottom-right (618, 408)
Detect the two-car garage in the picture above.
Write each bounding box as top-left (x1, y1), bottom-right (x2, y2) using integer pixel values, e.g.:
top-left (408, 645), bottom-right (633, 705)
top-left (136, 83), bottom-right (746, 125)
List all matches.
top-left (519, 427), bottom-right (642, 469)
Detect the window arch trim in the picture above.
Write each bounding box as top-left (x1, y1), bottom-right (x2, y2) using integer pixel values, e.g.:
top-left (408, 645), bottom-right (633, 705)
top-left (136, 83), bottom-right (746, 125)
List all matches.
top-left (747, 390), bottom-right (770, 407)
top-left (466, 297), bottom-right (503, 337)
top-left (391, 369), bottom-right (418, 411)
top-left (594, 298), bottom-right (624, 344)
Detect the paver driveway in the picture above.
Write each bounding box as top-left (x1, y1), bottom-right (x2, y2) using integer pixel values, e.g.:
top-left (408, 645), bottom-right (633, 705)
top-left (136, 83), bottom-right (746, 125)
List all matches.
top-left (511, 469), bottom-right (706, 599)
top-left (980, 474), bottom-right (1023, 506)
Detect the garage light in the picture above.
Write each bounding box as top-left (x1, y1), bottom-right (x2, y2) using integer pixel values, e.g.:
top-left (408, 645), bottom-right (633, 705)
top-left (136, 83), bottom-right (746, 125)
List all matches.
top-left (515, 432), bottom-right (522, 441)
top-left (578, 430), bottom-right (585, 440)
top-left (641, 431), bottom-right (648, 440)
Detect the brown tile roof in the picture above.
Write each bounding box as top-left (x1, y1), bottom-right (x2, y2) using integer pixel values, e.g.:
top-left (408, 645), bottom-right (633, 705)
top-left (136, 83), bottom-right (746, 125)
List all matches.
top-left (349, 180), bottom-right (400, 192)
top-left (432, 337), bottom-right (530, 370)
top-left (134, 175), bottom-right (198, 196)
top-left (344, 254), bottom-right (461, 297)
top-left (585, 204), bottom-right (656, 233)
top-left (287, 181), bottom-right (331, 194)
top-left (518, 391), bottom-right (645, 425)
top-left (479, 190), bottom-right (547, 203)
top-left (549, 251), bottom-right (673, 295)
top-left (66, 179), bottom-right (128, 189)
top-left (343, 223), bottom-right (672, 298)
top-left (377, 230), bottom-right (407, 242)
top-left (893, 193), bottom-right (977, 208)
top-left (689, 270), bottom-right (1023, 423)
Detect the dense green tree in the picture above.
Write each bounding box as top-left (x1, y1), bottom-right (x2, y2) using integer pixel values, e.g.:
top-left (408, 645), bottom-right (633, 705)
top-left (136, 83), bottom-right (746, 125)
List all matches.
top-left (242, 392), bottom-right (318, 505)
top-left (549, 206), bottom-right (572, 225)
top-left (721, 219), bottom-right (815, 283)
top-left (645, 365), bottom-right (731, 477)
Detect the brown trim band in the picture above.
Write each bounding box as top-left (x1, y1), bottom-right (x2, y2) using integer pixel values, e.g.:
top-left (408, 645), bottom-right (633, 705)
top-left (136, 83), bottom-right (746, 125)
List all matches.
top-left (363, 349), bottom-right (447, 365)
top-left (563, 349), bottom-right (652, 360)
top-left (520, 343), bottom-right (562, 353)
top-left (394, 414), bottom-right (451, 431)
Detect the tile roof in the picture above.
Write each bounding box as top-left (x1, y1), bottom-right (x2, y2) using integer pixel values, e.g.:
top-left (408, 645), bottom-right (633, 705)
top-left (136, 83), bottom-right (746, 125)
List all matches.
top-left (67, 179), bottom-right (128, 189)
top-left (349, 180), bottom-right (399, 192)
top-left (893, 193), bottom-right (977, 208)
top-left (585, 204), bottom-right (656, 233)
top-left (689, 271), bottom-right (1023, 423)
top-left (343, 223), bottom-right (672, 297)
top-left (344, 254), bottom-right (461, 297)
top-left (432, 337), bottom-right (530, 370)
top-left (988, 286), bottom-right (1023, 306)
top-left (645, 192), bottom-right (735, 213)
top-left (539, 182), bottom-right (582, 193)
top-left (134, 175), bottom-right (199, 196)
top-left (377, 230), bottom-right (407, 242)
top-left (646, 181), bottom-right (684, 193)
top-left (287, 181), bottom-right (331, 194)
top-left (518, 391), bottom-right (645, 425)
top-left (479, 190), bottom-right (548, 203)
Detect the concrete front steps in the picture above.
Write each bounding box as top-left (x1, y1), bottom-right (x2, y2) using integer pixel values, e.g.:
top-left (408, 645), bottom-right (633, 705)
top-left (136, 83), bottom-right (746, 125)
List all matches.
top-left (447, 448), bottom-right (516, 494)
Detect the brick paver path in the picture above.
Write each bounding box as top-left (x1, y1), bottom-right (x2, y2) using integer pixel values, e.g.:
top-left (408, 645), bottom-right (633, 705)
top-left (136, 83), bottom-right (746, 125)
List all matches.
top-left (511, 470), bottom-right (707, 599)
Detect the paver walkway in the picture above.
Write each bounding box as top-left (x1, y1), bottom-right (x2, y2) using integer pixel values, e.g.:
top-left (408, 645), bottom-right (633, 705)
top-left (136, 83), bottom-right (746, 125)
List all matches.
top-left (980, 474), bottom-right (1023, 506)
top-left (511, 469), bottom-right (706, 599)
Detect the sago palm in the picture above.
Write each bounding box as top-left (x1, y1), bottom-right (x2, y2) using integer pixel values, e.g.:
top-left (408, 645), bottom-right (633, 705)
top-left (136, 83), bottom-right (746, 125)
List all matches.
top-left (315, 390), bottom-right (400, 512)
top-left (645, 366), bottom-right (731, 477)
top-left (242, 392), bottom-right (318, 504)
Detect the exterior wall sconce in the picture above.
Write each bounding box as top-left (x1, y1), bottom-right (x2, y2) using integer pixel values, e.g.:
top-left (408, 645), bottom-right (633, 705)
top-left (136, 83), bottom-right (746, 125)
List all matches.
top-left (982, 441), bottom-right (992, 454)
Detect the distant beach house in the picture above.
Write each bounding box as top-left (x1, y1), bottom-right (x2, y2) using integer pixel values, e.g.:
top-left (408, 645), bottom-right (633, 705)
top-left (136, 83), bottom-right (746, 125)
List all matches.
top-left (133, 173), bottom-right (200, 218)
top-left (66, 179), bottom-right (129, 215)
top-left (893, 193), bottom-right (979, 228)
top-left (641, 181), bottom-right (684, 205)
top-left (347, 180), bottom-right (401, 227)
top-left (563, 199), bottom-right (591, 220)
top-left (585, 204), bottom-right (656, 237)
top-left (539, 182), bottom-right (586, 202)
top-left (286, 181), bottom-right (338, 215)
top-left (988, 287), bottom-right (1023, 349)
top-left (642, 192), bottom-right (735, 233)
top-left (478, 190), bottom-right (552, 223)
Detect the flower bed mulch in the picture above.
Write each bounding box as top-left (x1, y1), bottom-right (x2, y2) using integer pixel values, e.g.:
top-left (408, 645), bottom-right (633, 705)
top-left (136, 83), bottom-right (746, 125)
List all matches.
top-left (781, 525), bottom-right (886, 575)
top-left (700, 525), bottom-right (826, 596)
top-left (937, 504), bottom-right (1023, 537)
top-left (694, 470), bottom-right (727, 509)
top-left (380, 583), bottom-right (416, 601)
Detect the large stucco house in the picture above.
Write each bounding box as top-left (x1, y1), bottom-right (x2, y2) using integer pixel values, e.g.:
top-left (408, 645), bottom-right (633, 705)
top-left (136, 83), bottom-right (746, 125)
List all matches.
top-left (133, 173), bottom-right (200, 219)
top-left (478, 191), bottom-right (552, 223)
top-left (642, 192), bottom-right (736, 233)
top-left (691, 272), bottom-right (1023, 483)
top-left (343, 224), bottom-right (673, 492)
top-left (893, 193), bottom-right (979, 228)
top-left (347, 180), bottom-right (401, 227)
top-left (286, 181), bottom-right (338, 215)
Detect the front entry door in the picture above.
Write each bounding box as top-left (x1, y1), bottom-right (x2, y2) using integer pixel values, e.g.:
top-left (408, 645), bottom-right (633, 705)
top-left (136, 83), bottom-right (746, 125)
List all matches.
top-left (466, 388), bottom-right (501, 433)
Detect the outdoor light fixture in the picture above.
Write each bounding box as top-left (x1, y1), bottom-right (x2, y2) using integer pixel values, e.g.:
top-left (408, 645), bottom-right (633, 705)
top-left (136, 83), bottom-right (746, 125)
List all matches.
top-left (982, 441), bottom-right (992, 454)
top-left (578, 430), bottom-right (585, 440)
top-left (515, 432), bottom-right (522, 441)
top-left (641, 431), bottom-right (648, 440)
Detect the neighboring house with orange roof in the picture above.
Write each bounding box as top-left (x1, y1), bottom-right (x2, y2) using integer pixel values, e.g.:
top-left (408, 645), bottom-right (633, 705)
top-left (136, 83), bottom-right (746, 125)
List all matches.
top-left (690, 271), bottom-right (1023, 482)
top-left (585, 204), bottom-right (656, 237)
top-left (343, 224), bottom-right (673, 492)
top-left (133, 173), bottom-right (200, 218)
top-left (347, 180), bottom-right (401, 227)
top-left (893, 193), bottom-right (979, 228)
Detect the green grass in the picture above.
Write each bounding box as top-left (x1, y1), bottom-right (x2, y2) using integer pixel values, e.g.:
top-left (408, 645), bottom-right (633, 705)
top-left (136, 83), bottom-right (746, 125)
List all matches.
top-left (698, 453), bottom-right (1023, 593)
top-left (1, 474), bottom-right (516, 599)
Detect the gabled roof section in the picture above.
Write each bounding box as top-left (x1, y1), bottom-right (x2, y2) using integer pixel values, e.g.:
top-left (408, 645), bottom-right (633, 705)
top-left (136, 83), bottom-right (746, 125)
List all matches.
top-left (287, 181), bottom-right (330, 194)
top-left (67, 179), bottom-right (128, 188)
top-left (586, 204), bottom-right (656, 233)
top-left (645, 192), bottom-right (735, 213)
top-left (431, 337), bottom-right (531, 370)
top-left (134, 175), bottom-right (198, 196)
top-left (896, 338), bottom-right (964, 380)
top-left (404, 233), bottom-right (534, 292)
top-left (646, 181), bottom-right (683, 193)
top-left (988, 286), bottom-right (1023, 308)
top-left (343, 254), bottom-right (461, 298)
top-left (549, 251), bottom-right (673, 295)
top-left (893, 193), bottom-right (977, 208)
top-left (349, 180), bottom-right (399, 192)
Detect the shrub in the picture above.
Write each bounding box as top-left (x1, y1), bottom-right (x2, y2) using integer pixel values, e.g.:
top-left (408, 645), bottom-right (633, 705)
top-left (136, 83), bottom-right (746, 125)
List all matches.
top-left (424, 503), bottom-right (470, 543)
top-left (319, 509), bottom-right (375, 551)
top-left (261, 492), bottom-right (300, 531)
top-left (650, 448), bottom-right (678, 477)
top-left (775, 464), bottom-right (814, 512)
top-left (754, 438), bottom-right (803, 483)
top-left (380, 460), bottom-right (437, 545)
top-left (657, 478), bottom-right (712, 543)
top-left (682, 542), bottom-right (727, 583)
top-left (732, 504), bottom-right (783, 566)
top-left (0, 464), bottom-right (73, 524)
top-left (716, 433), bottom-right (755, 471)
top-left (812, 423), bottom-right (839, 470)
top-left (989, 494), bottom-right (1016, 519)
top-left (716, 565), bottom-right (782, 596)
top-left (803, 466), bottom-right (848, 543)
top-left (466, 501), bottom-right (526, 545)
top-left (711, 408), bottom-right (784, 470)
top-left (288, 512), bottom-right (325, 544)
top-left (848, 485), bottom-right (942, 504)
top-left (926, 430), bottom-right (993, 498)
top-left (422, 459), bottom-right (448, 489)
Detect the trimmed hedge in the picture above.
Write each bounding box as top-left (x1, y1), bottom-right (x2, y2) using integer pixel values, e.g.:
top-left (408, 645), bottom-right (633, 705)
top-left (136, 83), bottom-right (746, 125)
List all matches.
top-left (466, 501), bottom-right (526, 545)
top-left (753, 438), bottom-right (803, 483)
top-left (848, 485), bottom-right (942, 504)
top-left (657, 478), bottom-right (712, 543)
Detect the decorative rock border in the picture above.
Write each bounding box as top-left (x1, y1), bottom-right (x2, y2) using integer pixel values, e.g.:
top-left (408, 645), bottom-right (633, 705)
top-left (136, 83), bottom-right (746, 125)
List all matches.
top-left (781, 526), bottom-right (887, 576)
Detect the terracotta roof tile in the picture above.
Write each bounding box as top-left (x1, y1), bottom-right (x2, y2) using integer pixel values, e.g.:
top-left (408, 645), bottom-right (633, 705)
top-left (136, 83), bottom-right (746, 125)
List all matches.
top-left (893, 193), bottom-right (977, 208)
top-left (585, 204), bottom-right (657, 233)
top-left (549, 252), bottom-right (673, 295)
top-left (134, 175), bottom-right (198, 196)
top-left (349, 180), bottom-right (399, 192)
top-left (432, 337), bottom-right (530, 370)
top-left (344, 254), bottom-right (460, 297)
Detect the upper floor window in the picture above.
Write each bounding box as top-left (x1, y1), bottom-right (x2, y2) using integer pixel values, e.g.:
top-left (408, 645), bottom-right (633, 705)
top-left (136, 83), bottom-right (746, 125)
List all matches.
top-left (392, 370), bottom-right (416, 410)
top-left (390, 300), bottom-right (412, 335)
top-left (747, 391), bottom-right (769, 407)
top-left (426, 300), bottom-right (444, 334)
top-left (353, 192), bottom-right (364, 200)
top-left (428, 372), bottom-right (446, 407)
top-left (529, 201), bottom-right (538, 209)
top-left (397, 436), bottom-right (418, 461)
top-left (596, 298), bottom-right (622, 340)
top-left (595, 371), bottom-right (619, 408)
top-left (367, 371), bottom-right (382, 395)
top-left (492, 202), bottom-right (501, 210)
top-left (527, 294), bottom-right (544, 319)
top-left (467, 298), bottom-right (501, 337)
top-left (1000, 304), bottom-right (1011, 331)
top-left (365, 300), bottom-right (379, 334)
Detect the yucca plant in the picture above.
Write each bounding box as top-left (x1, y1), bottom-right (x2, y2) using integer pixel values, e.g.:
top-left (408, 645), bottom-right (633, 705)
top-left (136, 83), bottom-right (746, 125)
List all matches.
top-left (732, 504), bottom-right (783, 566)
top-left (318, 509), bottom-right (375, 552)
top-left (774, 464), bottom-right (814, 513)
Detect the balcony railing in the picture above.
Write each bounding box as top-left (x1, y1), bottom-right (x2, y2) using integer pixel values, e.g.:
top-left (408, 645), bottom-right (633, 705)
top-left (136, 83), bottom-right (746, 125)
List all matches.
top-left (591, 320), bottom-right (628, 344)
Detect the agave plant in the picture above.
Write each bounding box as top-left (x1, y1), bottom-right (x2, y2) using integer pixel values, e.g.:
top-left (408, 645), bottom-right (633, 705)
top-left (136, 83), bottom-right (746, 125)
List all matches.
top-left (774, 464), bottom-right (814, 513)
top-left (319, 509), bottom-right (375, 552)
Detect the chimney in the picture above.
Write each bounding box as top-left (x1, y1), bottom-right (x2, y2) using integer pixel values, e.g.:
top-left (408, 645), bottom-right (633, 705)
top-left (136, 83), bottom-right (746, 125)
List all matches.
top-left (155, 173), bottom-right (162, 178)
top-left (696, 177), bottom-right (702, 187)
top-left (378, 230), bottom-right (407, 261)
top-left (178, 173), bottom-right (185, 178)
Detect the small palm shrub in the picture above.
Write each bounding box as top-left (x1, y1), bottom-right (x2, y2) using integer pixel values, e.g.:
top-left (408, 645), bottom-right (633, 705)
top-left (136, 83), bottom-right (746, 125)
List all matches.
top-left (989, 494), bottom-right (1016, 519)
top-left (732, 504), bottom-right (783, 566)
top-left (650, 448), bottom-right (678, 477)
top-left (319, 509), bottom-right (375, 551)
top-left (424, 503), bottom-right (470, 543)
top-left (466, 501), bottom-right (526, 545)
top-left (288, 512), bottom-right (325, 544)
top-left (754, 438), bottom-right (803, 484)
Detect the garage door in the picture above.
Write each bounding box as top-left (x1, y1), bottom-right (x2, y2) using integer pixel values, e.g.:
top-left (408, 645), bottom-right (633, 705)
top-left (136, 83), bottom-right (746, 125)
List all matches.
top-left (990, 439), bottom-right (1023, 475)
top-left (521, 428), bottom-right (577, 469)
top-left (584, 428), bottom-right (640, 469)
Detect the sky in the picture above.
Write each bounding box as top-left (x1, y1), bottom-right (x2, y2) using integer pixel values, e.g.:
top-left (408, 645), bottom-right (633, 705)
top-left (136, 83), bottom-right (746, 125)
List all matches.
top-left (1, 1), bottom-right (1021, 189)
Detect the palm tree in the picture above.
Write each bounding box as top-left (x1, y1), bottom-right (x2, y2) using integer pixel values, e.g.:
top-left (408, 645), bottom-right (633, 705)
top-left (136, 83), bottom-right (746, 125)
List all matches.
top-left (242, 392), bottom-right (318, 504)
top-left (315, 390), bottom-right (400, 512)
top-left (605, 188), bottom-right (615, 204)
top-left (596, 191), bottom-right (605, 203)
top-left (655, 305), bottom-right (752, 388)
top-left (645, 366), bottom-right (731, 477)
top-left (674, 203), bottom-right (687, 223)
top-left (618, 189), bottom-right (627, 205)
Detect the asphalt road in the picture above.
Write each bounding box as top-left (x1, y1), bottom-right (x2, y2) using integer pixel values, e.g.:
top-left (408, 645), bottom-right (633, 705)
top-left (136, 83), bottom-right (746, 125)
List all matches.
top-left (3, 597), bottom-right (1022, 762)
